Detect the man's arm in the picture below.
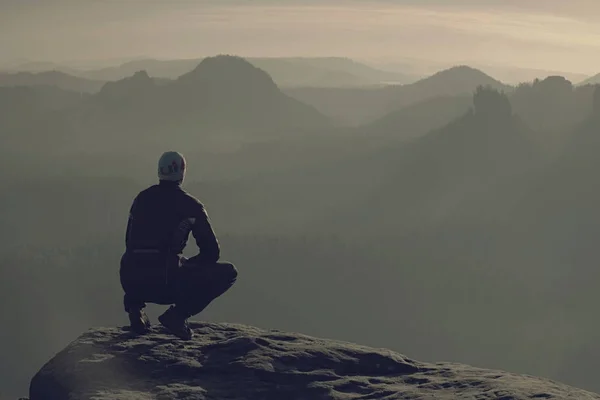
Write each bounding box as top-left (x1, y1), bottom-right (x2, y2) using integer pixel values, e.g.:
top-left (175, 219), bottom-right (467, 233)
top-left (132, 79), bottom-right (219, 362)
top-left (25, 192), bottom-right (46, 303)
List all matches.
top-left (189, 204), bottom-right (220, 264)
top-left (125, 196), bottom-right (138, 249)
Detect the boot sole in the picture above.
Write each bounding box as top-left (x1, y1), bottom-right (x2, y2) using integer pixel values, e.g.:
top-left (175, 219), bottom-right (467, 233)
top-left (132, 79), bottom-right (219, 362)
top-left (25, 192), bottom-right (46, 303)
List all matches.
top-left (158, 315), bottom-right (194, 341)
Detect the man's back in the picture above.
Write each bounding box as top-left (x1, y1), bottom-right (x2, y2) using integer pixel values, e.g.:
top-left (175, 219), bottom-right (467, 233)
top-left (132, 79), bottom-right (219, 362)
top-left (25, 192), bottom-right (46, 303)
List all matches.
top-left (125, 180), bottom-right (220, 261)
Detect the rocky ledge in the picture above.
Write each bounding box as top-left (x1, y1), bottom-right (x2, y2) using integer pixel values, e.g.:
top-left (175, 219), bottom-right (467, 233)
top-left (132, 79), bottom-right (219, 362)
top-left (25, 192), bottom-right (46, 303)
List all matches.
top-left (29, 322), bottom-right (600, 399)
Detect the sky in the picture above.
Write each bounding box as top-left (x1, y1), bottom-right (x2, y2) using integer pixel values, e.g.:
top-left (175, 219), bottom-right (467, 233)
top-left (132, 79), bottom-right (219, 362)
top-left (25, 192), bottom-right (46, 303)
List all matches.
top-left (1, 0), bottom-right (600, 75)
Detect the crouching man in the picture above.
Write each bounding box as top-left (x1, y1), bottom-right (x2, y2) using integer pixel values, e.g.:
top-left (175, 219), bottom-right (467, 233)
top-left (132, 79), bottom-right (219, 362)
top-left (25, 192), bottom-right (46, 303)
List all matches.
top-left (120, 151), bottom-right (238, 340)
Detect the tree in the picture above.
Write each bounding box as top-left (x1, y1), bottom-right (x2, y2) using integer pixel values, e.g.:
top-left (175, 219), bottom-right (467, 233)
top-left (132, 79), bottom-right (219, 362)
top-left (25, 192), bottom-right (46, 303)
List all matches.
top-left (473, 85), bottom-right (512, 123)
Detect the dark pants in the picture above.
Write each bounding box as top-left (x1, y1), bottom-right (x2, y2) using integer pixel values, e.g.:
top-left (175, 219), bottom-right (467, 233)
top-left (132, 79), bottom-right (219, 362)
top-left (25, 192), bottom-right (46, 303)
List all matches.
top-left (120, 252), bottom-right (238, 319)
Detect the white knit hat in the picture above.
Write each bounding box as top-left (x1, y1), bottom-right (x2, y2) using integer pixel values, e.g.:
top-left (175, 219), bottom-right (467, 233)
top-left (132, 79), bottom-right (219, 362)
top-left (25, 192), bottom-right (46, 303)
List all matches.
top-left (158, 151), bottom-right (186, 182)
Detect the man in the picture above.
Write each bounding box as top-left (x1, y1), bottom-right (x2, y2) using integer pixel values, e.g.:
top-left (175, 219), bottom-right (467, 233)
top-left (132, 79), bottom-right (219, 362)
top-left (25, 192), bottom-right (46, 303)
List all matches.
top-left (120, 151), bottom-right (238, 340)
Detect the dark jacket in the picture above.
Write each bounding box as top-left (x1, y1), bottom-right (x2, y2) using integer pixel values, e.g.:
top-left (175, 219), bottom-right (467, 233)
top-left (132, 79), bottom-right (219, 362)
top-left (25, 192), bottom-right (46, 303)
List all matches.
top-left (124, 181), bottom-right (220, 263)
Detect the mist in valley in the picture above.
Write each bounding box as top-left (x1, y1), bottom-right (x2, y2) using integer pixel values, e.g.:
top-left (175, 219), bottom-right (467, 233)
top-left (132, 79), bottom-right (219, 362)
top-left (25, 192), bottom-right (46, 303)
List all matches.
top-left (3, 1), bottom-right (600, 398)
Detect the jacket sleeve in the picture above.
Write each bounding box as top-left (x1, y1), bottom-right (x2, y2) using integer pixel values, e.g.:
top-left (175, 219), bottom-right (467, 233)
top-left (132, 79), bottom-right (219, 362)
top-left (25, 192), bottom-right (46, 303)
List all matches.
top-left (189, 204), bottom-right (221, 263)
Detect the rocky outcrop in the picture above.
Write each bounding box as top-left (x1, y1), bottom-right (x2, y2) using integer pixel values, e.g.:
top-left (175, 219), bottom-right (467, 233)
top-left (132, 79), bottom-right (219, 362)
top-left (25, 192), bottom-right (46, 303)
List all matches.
top-left (30, 322), bottom-right (600, 399)
top-left (97, 70), bottom-right (156, 100)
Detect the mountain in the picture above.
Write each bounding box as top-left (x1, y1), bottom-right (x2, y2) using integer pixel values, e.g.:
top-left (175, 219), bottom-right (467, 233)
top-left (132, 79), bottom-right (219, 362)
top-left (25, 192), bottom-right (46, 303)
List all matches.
top-left (0, 56), bottom-right (331, 158)
top-left (363, 95), bottom-right (473, 139)
top-left (74, 58), bottom-right (201, 81)
top-left (61, 56), bottom-right (331, 154)
top-left (249, 57), bottom-right (418, 87)
top-left (168, 86), bottom-right (533, 236)
top-left (285, 65), bottom-right (511, 126)
top-left (508, 87), bottom-right (600, 262)
top-left (475, 64), bottom-right (591, 85)
top-left (405, 65), bottom-right (510, 97)
top-left (508, 77), bottom-right (597, 155)
top-left (97, 70), bottom-right (156, 98)
top-left (284, 87), bottom-right (538, 235)
top-left (487, 94), bottom-right (600, 392)
top-left (0, 71), bottom-right (105, 93)
top-left (29, 323), bottom-right (600, 399)
top-left (163, 55), bottom-right (332, 134)
top-left (179, 87), bottom-right (537, 238)
top-left (0, 70), bottom-right (169, 94)
top-left (3, 61), bottom-right (74, 73)
top-left (59, 56), bottom-right (414, 88)
top-left (579, 73), bottom-right (600, 86)
top-left (370, 88), bottom-right (535, 228)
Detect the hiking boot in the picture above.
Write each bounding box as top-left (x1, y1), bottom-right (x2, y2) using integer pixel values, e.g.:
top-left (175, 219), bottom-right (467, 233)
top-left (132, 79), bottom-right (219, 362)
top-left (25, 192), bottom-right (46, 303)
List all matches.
top-left (128, 308), bottom-right (151, 334)
top-left (158, 306), bottom-right (193, 341)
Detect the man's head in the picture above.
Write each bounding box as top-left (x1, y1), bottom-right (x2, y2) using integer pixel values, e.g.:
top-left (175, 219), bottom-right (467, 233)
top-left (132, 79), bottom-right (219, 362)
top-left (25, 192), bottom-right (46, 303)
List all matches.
top-left (158, 151), bottom-right (186, 184)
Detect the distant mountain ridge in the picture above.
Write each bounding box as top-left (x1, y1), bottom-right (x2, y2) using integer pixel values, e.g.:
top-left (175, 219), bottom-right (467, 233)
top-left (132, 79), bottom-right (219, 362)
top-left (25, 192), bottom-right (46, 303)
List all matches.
top-left (6, 57), bottom-right (417, 88)
top-left (579, 73), bottom-right (600, 86)
top-left (249, 57), bottom-right (418, 87)
top-left (363, 94), bottom-right (473, 140)
top-left (309, 87), bottom-right (538, 236)
top-left (408, 65), bottom-right (510, 94)
top-left (61, 56), bottom-right (331, 152)
top-left (0, 55), bottom-right (332, 157)
top-left (0, 71), bottom-right (105, 93)
top-left (474, 64), bottom-right (591, 85)
top-left (285, 65), bottom-right (510, 126)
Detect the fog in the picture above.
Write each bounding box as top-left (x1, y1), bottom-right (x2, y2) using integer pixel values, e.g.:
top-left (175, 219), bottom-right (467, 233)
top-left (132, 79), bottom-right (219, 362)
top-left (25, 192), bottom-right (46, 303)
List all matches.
top-left (2, 1), bottom-right (600, 399)
top-left (2, 1), bottom-right (600, 77)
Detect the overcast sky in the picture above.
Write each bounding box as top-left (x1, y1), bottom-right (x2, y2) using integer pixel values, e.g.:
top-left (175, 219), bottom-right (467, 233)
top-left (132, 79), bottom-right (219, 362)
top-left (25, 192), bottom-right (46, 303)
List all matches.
top-left (2, 0), bottom-right (600, 74)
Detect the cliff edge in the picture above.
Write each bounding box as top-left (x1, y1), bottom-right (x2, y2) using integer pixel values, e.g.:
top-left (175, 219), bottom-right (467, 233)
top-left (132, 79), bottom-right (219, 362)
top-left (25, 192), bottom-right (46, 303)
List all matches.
top-left (29, 322), bottom-right (600, 399)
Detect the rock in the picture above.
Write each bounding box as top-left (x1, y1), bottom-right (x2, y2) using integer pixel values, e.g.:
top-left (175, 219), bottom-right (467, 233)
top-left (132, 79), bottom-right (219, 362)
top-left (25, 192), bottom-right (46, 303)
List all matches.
top-left (97, 70), bottom-right (156, 100)
top-left (29, 322), bottom-right (600, 399)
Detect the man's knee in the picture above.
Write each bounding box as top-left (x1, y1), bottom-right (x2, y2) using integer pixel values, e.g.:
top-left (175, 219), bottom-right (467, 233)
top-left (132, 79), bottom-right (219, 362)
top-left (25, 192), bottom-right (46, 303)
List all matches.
top-left (218, 262), bottom-right (238, 284)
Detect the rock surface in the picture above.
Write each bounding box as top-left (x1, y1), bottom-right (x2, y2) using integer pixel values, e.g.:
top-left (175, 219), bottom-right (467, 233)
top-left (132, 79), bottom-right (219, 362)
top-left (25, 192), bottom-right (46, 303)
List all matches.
top-left (30, 322), bottom-right (600, 399)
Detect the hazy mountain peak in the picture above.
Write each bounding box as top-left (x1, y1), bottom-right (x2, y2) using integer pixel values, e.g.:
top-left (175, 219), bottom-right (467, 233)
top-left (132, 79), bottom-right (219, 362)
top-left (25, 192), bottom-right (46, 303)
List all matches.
top-left (529, 75), bottom-right (574, 92)
top-left (98, 69), bottom-right (155, 98)
top-left (21, 70), bottom-right (68, 79)
top-left (177, 54), bottom-right (278, 92)
top-left (419, 65), bottom-right (508, 90)
top-left (131, 69), bottom-right (151, 80)
top-left (578, 72), bottom-right (600, 86)
top-left (540, 75), bottom-right (572, 84)
top-left (443, 64), bottom-right (482, 73)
